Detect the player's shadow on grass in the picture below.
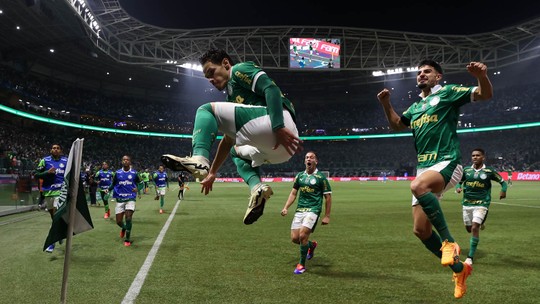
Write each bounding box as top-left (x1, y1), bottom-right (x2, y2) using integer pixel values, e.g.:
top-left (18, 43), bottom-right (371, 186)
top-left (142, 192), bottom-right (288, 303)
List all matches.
top-left (286, 258), bottom-right (370, 278)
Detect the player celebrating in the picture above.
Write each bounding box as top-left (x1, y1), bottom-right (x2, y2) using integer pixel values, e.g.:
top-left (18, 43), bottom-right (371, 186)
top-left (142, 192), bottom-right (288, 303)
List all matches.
top-left (161, 48), bottom-right (302, 225)
top-left (456, 148), bottom-right (507, 265)
top-left (281, 151), bottom-right (332, 274)
top-left (377, 59), bottom-right (493, 298)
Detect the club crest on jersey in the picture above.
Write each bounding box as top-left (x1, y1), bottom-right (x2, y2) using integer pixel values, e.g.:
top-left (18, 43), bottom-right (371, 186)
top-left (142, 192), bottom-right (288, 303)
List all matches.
top-left (310, 178), bottom-right (316, 185)
top-left (59, 163), bottom-right (65, 168)
top-left (429, 96), bottom-right (440, 106)
top-left (235, 95), bottom-right (245, 103)
top-left (480, 173), bottom-right (487, 179)
top-left (227, 83), bottom-right (233, 95)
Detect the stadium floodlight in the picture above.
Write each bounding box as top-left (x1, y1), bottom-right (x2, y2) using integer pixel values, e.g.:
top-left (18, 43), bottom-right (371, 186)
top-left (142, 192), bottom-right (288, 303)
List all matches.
top-left (373, 66), bottom-right (418, 77)
top-left (177, 63), bottom-right (203, 71)
top-left (66, 0), bottom-right (102, 38)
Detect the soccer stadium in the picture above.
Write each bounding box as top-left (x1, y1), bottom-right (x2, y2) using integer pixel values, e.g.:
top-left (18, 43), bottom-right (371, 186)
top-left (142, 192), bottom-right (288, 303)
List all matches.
top-left (1, 1), bottom-right (539, 303)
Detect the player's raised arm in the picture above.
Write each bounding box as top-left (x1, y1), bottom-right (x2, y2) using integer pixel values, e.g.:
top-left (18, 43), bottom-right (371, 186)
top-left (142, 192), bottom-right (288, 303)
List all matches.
top-left (377, 88), bottom-right (407, 131)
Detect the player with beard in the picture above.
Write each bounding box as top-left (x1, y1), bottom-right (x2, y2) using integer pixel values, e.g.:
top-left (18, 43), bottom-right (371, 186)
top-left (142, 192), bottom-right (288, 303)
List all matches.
top-left (35, 143), bottom-right (68, 253)
top-left (377, 59), bottom-right (493, 298)
top-left (281, 151), bottom-right (332, 274)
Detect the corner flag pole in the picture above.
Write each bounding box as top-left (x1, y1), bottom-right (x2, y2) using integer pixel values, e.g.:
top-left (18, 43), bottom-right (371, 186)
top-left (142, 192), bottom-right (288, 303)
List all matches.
top-left (60, 138), bottom-right (84, 304)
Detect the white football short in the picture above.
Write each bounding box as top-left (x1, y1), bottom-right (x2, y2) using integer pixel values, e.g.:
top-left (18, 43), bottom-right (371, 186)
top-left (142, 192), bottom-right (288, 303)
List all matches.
top-left (115, 200), bottom-right (136, 214)
top-left (462, 205), bottom-right (488, 226)
top-left (156, 187), bottom-right (167, 196)
top-left (411, 161), bottom-right (463, 206)
top-left (44, 196), bottom-right (60, 210)
top-left (212, 102), bottom-right (298, 167)
top-left (291, 211), bottom-right (319, 230)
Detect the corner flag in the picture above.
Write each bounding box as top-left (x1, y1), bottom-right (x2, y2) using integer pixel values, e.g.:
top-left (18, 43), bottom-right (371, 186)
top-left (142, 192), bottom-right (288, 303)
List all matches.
top-left (43, 138), bottom-right (94, 251)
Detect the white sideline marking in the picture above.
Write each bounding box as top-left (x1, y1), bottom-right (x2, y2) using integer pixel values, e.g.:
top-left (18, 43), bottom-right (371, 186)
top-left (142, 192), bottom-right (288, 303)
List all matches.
top-left (491, 201), bottom-right (540, 208)
top-left (121, 199), bottom-right (182, 304)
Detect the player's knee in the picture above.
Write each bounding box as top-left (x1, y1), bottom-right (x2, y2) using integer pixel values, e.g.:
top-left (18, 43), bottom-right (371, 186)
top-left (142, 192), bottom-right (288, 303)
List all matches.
top-left (413, 227), bottom-right (431, 240)
top-left (291, 234), bottom-right (301, 244)
top-left (410, 180), bottom-right (429, 197)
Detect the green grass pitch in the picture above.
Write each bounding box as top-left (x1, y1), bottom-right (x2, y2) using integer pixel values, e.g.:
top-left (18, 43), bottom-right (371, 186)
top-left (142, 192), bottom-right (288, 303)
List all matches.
top-left (0, 181), bottom-right (538, 304)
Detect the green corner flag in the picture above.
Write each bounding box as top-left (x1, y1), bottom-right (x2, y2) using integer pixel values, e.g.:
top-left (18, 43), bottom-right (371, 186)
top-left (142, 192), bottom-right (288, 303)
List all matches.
top-left (43, 138), bottom-right (94, 251)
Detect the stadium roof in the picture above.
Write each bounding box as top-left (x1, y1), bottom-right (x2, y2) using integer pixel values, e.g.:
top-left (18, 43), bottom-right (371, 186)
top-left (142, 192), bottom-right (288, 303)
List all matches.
top-left (1, 0), bottom-right (540, 97)
top-left (119, 0), bottom-right (540, 35)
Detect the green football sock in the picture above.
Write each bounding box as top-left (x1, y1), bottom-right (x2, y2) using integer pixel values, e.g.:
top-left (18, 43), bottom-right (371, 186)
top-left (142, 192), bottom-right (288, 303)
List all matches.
top-left (231, 148), bottom-right (261, 191)
top-left (417, 192), bottom-right (454, 242)
top-left (160, 196), bottom-right (164, 208)
top-left (104, 203), bottom-right (109, 212)
top-left (422, 231), bottom-right (443, 258)
top-left (192, 103), bottom-right (217, 159)
top-left (299, 243), bottom-right (309, 265)
top-left (450, 261), bottom-right (464, 273)
top-left (469, 236), bottom-right (479, 258)
top-left (125, 219), bottom-right (132, 241)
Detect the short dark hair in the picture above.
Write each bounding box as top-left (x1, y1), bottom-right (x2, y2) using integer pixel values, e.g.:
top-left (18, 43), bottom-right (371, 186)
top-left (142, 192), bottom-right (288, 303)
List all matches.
top-left (472, 148), bottom-right (485, 155)
top-left (306, 151), bottom-right (318, 161)
top-left (418, 59), bottom-right (443, 74)
top-left (199, 49), bottom-right (235, 66)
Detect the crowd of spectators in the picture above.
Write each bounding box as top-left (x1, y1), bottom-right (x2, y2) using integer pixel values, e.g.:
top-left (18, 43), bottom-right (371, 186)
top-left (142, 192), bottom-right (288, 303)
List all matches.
top-left (1, 64), bottom-right (539, 179)
top-left (2, 65), bottom-right (539, 138)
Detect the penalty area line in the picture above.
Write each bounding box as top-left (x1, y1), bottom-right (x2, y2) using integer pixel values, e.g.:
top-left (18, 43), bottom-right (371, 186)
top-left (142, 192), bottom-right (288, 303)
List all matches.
top-left (121, 199), bottom-right (181, 304)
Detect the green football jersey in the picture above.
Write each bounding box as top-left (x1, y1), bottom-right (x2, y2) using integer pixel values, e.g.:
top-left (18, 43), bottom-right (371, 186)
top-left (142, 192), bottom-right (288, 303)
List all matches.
top-left (293, 169), bottom-right (332, 214)
top-left (402, 84), bottom-right (474, 168)
top-left (227, 61), bottom-right (296, 125)
top-left (459, 165), bottom-right (507, 207)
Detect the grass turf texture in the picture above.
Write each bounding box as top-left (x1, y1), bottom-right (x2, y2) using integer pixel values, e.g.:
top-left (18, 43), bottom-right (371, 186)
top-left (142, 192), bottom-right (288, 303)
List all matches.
top-left (0, 181), bottom-right (538, 304)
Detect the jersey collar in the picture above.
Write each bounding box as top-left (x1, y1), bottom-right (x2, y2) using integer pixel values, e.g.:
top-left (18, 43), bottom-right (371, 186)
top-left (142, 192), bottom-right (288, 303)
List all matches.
top-left (471, 163), bottom-right (486, 171)
top-left (419, 84), bottom-right (442, 99)
top-left (305, 168), bottom-right (319, 175)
